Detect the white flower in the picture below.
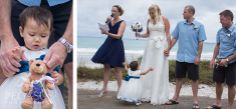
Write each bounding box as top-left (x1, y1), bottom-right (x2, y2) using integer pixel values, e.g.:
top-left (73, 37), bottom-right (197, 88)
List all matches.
top-left (193, 25), bottom-right (198, 30)
top-left (226, 33), bottom-right (232, 38)
top-left (131, 22), bottom-right (143, 32)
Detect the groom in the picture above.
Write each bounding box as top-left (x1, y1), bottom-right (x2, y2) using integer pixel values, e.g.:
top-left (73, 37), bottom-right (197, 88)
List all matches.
top-left (164, 5), bottom-right (206, 108)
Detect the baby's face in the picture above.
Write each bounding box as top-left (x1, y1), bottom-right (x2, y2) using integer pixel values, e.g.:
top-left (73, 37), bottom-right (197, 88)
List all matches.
top-left (20, 18), bottom-right (51, 51)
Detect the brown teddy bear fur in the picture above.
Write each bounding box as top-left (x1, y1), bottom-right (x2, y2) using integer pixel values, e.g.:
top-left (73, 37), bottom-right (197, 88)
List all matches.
top-left (21, 60), bottom-right (54, 109)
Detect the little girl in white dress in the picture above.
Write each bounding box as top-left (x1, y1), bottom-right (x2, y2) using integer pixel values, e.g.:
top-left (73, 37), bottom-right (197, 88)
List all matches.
top-left (117, 61), bottom-right (153, 105)
top-left (0, 6), bottom-right (65, 109)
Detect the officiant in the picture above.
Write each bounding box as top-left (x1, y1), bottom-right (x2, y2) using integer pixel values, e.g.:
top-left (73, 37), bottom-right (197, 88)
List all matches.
top-left (91, 5), bottom-right (126, 97)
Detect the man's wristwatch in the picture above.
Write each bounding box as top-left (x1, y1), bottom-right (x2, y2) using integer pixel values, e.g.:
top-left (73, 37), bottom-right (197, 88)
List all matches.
top-left (58, 37), bottom-right (73, 53)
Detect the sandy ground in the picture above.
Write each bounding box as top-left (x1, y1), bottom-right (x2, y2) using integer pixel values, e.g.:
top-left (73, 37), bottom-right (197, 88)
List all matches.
top-left (78, 89), bottom-right (235, 109)
top-left (78, 80), bottom-right (233, 99)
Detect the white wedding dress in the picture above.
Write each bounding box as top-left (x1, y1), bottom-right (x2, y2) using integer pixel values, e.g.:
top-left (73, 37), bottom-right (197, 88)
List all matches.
top-left (0, 46), bottom-right (65, 109)
top-left (140, 17), bottom-right (169, 105)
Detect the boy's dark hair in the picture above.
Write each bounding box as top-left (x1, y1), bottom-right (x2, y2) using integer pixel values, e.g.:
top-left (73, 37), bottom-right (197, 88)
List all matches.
top-left (129, 61), bottom-right (139, 71)
top-left (219, 10), bottom-right (234, 21)
top-left (19, 6), bottom-right (53, 32)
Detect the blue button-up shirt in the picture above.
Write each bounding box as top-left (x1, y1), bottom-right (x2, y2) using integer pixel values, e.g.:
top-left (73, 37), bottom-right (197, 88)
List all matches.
top-left (217, 24), bottom-right (236, 63)
top-left (18, 0), bottom-right (70, 6)
top-left (172, 19), bottom-right (207, 63)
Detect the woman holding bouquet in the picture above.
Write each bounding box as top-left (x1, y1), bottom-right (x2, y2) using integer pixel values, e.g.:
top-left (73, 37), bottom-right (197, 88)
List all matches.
top-left (92, 5), bottom-right (126, 97)
top-left (135, 4), bottom-right (171, 105)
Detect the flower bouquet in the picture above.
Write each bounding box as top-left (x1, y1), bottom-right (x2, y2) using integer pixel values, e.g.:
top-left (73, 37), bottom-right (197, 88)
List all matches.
top-left (131, 22), bottom-right (143, 39)
top-left (131, 22), bottom-right (143, 32)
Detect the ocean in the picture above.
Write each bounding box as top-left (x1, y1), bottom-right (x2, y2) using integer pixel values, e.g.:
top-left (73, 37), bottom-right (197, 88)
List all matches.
top-left (77, 36), bottom-right (215, 68)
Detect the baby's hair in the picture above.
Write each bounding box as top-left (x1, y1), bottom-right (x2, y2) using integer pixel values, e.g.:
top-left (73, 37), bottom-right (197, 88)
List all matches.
top-left (19, 6), bottom-right (53, 32)
top-left (129, 61), bottom-right (139, 71)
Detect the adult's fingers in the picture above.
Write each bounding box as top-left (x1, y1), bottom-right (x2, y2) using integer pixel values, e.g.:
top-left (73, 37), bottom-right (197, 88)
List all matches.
top-left (1, 63), bottom-right (15, 77)
top-left (2, 55), bottom-right (14, 73)
top-left (45, 53), bottom-right (62, 72)
top-left (43, 50), bottom-right (52, 64)
top-left (9, 56), bottom-right (21, 68)
top-left (5, 56), bottom-right (19, 73)
top-left (46, 55), bottom-right (59, 69)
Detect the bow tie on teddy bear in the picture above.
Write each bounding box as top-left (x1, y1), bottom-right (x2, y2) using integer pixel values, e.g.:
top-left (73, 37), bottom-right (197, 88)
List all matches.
top-left (16, 54), bottom-right (60, 75)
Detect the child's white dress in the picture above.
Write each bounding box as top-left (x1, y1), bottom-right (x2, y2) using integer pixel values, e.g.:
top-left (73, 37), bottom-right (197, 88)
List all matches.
top-left (117, 69), bottom-right (142, 103)
top-left (0, 46), bottom-right (65, 109)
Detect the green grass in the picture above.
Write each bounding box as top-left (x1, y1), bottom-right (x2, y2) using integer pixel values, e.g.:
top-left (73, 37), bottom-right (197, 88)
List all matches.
top-left (78, 60), bottom-right (214, 84)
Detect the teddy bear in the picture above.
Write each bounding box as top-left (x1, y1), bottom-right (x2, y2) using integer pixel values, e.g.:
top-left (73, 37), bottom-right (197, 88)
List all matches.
top-left (21, 59), bottom-right (55, 109)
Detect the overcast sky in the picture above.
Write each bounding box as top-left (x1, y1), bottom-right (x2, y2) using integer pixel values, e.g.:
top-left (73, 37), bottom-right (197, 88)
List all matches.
top-left (77, 0), bottom-right (236, 43)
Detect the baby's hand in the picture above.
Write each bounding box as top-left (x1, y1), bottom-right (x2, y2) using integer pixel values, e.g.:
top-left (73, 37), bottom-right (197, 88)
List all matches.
top-left (12, 46), bottom-right (27, 61)
top-left (51, 71), bottom-right (64, 85)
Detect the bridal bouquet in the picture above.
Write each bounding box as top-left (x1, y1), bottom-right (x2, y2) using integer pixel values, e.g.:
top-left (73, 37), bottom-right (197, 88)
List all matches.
top-left (131, 22), bottom-right (143, 32)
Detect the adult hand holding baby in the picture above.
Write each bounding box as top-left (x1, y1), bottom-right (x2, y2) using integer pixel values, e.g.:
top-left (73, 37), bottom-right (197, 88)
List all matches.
top-left (0, 43), bottom-right (27, 77)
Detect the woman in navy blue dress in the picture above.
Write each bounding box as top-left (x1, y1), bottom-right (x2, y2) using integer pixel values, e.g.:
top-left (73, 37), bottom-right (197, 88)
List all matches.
top-left (92, 5), bottom-right (126, 97)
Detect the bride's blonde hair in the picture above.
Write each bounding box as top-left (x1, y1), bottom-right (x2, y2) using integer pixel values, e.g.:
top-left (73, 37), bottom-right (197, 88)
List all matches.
top-left (148, 4), bottom-right (161, 24)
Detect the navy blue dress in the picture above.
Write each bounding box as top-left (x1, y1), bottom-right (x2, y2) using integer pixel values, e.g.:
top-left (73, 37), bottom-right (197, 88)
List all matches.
top-left (92, 20), bottom-right (125, 68)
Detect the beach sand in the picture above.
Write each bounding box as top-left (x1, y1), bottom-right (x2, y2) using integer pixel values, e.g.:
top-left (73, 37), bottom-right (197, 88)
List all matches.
top-left (78, 89), bottom-right (235, 109)
top-left (78, 80), bottom-right (234, 100)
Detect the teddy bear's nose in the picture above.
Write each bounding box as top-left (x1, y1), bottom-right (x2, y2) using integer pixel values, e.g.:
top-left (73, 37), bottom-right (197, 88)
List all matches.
top-left (36, 64), bottom-right (41, 67)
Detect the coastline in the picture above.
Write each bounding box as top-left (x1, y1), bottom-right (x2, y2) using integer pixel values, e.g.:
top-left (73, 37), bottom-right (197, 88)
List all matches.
top-left (77, 48), bottom-right (213, 68)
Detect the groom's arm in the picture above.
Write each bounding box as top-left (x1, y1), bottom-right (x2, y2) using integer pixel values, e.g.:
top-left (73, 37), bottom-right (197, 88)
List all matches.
top-left (197, 41), bottom-right (204, 59)
top-left (169, 38), bottom-right (177, 51)
top-left (164, 38), bottom-right (177, 56)
top-left (194, 41), bottom-right (203, 65)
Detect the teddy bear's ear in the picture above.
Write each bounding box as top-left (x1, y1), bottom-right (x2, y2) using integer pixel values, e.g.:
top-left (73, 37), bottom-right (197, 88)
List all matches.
top-left (29, 60), bottom-right (34, 65)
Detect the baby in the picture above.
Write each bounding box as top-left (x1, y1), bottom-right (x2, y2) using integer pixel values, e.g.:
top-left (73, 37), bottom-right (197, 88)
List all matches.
top-left (117, 61), bottom-right (153, 105)
top-left (0, 6), bottom-right (65, 109)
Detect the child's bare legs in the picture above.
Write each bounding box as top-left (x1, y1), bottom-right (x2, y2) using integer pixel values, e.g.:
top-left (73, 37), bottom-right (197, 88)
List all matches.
top-left (115, 67), bottom-right (123, 91)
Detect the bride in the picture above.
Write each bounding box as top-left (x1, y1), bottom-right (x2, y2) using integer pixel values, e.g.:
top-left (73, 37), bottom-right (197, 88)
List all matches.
top-left (136, 4), bottom-right (171, 105)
